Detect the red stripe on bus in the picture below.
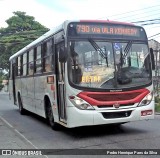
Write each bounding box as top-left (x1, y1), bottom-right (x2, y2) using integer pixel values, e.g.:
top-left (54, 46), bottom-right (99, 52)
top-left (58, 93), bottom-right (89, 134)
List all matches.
top-left (77, 89), bottom-right (149, 106)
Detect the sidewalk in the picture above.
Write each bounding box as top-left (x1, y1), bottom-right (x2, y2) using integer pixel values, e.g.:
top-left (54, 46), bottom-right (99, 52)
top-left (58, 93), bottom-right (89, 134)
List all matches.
top-left (0, 90), bottom-right (9, 95)
top-left (0, 117), bottom-right (45, 158)
top-left (0, 117), bottom-right (31, 149)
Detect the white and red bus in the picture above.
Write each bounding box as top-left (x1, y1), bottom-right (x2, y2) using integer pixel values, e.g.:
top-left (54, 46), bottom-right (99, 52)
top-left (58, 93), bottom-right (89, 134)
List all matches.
top-left (9, 20), bottom-right (155, 130)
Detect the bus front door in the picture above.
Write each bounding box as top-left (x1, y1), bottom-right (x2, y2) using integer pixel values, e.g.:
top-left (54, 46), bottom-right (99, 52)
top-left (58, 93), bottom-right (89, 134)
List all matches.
top-left (12, 63), bottom-right (17, 105)
top-left (56, 43), bottom-right (67, 123)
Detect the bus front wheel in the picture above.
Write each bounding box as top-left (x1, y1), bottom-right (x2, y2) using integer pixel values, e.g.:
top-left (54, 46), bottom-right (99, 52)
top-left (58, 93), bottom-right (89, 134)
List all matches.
top-left (46, 101), bottom-right (59, 130)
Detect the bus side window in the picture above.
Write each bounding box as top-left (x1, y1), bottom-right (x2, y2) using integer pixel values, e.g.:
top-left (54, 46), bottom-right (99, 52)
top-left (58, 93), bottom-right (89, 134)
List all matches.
top-left (35, 45), bottom-right (42, 73)
top-left (17, 56), bottom-right (21, 76)
top-left (28, 49), bottom-right (34, 75)
top-left (20, 55), bottom-right (23, 75)
top-left (23, 53), bottom-right (27, 76)
top-left (43, 40), bottom-right (52, 72)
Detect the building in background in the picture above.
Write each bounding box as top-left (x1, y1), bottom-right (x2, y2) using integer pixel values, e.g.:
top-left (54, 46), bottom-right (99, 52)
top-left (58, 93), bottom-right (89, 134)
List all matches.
top-left (148, 39), bottom-right (160, 96)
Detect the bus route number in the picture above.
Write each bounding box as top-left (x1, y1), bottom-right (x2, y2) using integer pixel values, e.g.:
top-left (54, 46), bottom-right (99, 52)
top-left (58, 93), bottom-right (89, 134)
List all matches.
top-left (77, 25), bottom-right (90, 33)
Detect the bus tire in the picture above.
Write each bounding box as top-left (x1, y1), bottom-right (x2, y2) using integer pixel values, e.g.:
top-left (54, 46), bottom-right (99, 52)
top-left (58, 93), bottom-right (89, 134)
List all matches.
top-left (18, 93), bottom-right (26, 115)
top-left (46, 100), bottom-right (60, 130)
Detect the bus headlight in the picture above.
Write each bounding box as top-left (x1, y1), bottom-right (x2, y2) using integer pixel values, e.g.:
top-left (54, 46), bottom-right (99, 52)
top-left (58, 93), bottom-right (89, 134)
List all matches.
top-left (138, 92), bottom-right (153, 107)
top-left (69, 96), bottom-right (95, 110)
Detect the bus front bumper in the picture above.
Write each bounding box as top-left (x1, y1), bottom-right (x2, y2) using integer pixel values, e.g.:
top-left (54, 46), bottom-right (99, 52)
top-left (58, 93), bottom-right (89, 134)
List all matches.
top-left (66, 101), bottom-right (155, 128)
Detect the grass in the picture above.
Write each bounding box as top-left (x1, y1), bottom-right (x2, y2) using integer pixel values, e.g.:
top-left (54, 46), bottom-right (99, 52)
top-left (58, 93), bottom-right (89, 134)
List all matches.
top-left (155, 103), bottom-right (160, 113)
top-left (155, 97), bottom-right (160, 113)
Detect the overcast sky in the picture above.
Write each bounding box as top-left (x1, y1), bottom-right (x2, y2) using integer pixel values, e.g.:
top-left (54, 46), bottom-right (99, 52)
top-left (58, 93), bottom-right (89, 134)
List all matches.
top-left (0, 0), bottom-right (160, 42)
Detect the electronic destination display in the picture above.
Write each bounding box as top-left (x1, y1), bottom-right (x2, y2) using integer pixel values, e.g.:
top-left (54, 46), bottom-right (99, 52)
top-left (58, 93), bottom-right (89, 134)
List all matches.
top-left (68, 22), bottom-right (147, 40)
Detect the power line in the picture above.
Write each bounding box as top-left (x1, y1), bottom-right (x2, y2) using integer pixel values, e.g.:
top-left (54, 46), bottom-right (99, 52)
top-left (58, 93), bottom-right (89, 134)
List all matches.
top-left (113, 8), bottom-right (160, 22)
top-left (98, 4), bottom-right (160, 31)
top-left (97, 5), bottom-right (160, 43)
top-left (128, 12), bottom-right (160, 23)
top-left (148, 33), bottom-right (160, 38)
top-left (144, 25), bottom-right (160, 29)
top-left (152, 35), bottom-right (160, 40)
top-left (98, 4), bottom-right (160, 20)
top-left (142, 22), bottom-right (160, 26)
top-left (132, 18), bottom-right (160, 24)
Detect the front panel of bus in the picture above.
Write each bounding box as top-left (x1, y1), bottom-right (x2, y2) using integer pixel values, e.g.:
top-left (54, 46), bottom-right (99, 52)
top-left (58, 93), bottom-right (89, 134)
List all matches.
top-left (64, 21), bottom-right (154, 127)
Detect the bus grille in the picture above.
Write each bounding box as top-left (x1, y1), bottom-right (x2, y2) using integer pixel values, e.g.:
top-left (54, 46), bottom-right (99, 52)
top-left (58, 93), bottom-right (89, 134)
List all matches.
top-left (101, 111), bottom-right (132, 119)
top-left (97, 103), bottom-right (135, 108)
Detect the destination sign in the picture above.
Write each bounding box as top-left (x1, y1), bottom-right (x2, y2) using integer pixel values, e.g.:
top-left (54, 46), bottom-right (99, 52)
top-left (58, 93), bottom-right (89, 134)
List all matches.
top-left (76, 24), bottom-right (139, 36)
top-left (68, 22), bottom-right (147, 40)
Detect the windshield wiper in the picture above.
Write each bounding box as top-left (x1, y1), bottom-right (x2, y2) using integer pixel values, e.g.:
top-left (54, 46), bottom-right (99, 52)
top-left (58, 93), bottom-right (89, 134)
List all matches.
top-left (88, 39), bottom-right (108, 67)
top-left (116, 41), bottom-right (132, 68)
top-left (122, 41), bottom-right (132, 61)
top-left (116, 41), bottom-right (133, 85)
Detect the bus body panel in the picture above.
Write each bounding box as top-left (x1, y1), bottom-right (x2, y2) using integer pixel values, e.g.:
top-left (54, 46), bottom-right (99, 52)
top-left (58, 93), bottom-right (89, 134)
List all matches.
top-left (21, 77), bottom-right (35, 113)
top-left (34, 74), bottom-right (59, 119)
top-left (64, 83), bottom-right (154, 128)
top-left (34, 75), bottom-right (46, 117)
top-left (66, 101), bottom-right (154, 128)
top-left (20, 74), bottom-right (59, 119)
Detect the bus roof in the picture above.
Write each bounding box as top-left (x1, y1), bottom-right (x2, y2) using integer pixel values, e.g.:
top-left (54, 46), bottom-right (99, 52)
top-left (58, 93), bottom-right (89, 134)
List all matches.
top-left (9, 20), bottom-right (137, 61)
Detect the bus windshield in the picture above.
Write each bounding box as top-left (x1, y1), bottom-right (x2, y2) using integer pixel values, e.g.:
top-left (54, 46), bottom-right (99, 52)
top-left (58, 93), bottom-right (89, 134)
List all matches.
top-left (68, 40), bottom-right (152, 90)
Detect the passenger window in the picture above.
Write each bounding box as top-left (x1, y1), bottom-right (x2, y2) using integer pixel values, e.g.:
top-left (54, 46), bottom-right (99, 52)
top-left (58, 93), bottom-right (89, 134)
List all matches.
top-left (28, 49), bottom-right (34, 75)
top-left (35, 45), bottom-right (42, 73)
top-left (17, 56), bottom-right (21, 76)
top-left (23, 53), bottom-right (27, 76)
top-left (44, 40), bottom-right (53, 72)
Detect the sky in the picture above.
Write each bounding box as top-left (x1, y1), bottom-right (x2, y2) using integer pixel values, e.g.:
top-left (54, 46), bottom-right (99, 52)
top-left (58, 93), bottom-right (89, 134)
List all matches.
top-left (0, 0), bottom-right (160, 42)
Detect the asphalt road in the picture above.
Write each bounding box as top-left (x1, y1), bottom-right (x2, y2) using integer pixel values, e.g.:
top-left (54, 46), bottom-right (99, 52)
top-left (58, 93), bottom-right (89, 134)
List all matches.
top-left (0, 92), bottom-right (160, 158)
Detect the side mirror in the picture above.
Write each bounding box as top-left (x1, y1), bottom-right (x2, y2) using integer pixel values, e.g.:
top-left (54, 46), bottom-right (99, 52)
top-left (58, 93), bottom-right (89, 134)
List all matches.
top-left (150, 48), bottom-right (155, 70)
top-left (59, 47), bottom-right (67, 63)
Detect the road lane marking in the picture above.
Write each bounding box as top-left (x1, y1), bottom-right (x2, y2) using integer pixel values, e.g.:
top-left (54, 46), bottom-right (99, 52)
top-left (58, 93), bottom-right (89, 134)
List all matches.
top-left (0, 115), bottom-right (48, 158)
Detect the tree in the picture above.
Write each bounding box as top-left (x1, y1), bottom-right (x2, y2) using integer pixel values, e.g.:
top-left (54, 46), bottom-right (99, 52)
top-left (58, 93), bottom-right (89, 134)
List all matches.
top-left (0, 11), bottom-right (49, 70)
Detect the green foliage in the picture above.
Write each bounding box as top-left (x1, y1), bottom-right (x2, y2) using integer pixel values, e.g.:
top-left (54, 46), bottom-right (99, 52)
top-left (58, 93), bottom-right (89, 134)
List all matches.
top-left (155, 96), bottom-right (160, 103)
top-left (0, 84), bottom-right (3, 91)
top-left (155, 103), bottom-right (160, 112)
top-left (0, 11), bottom-right (49, 70)
top-left (0, 75), bottom-right (4, 91)
top-left (155, 96), bottom-right (160, 112)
